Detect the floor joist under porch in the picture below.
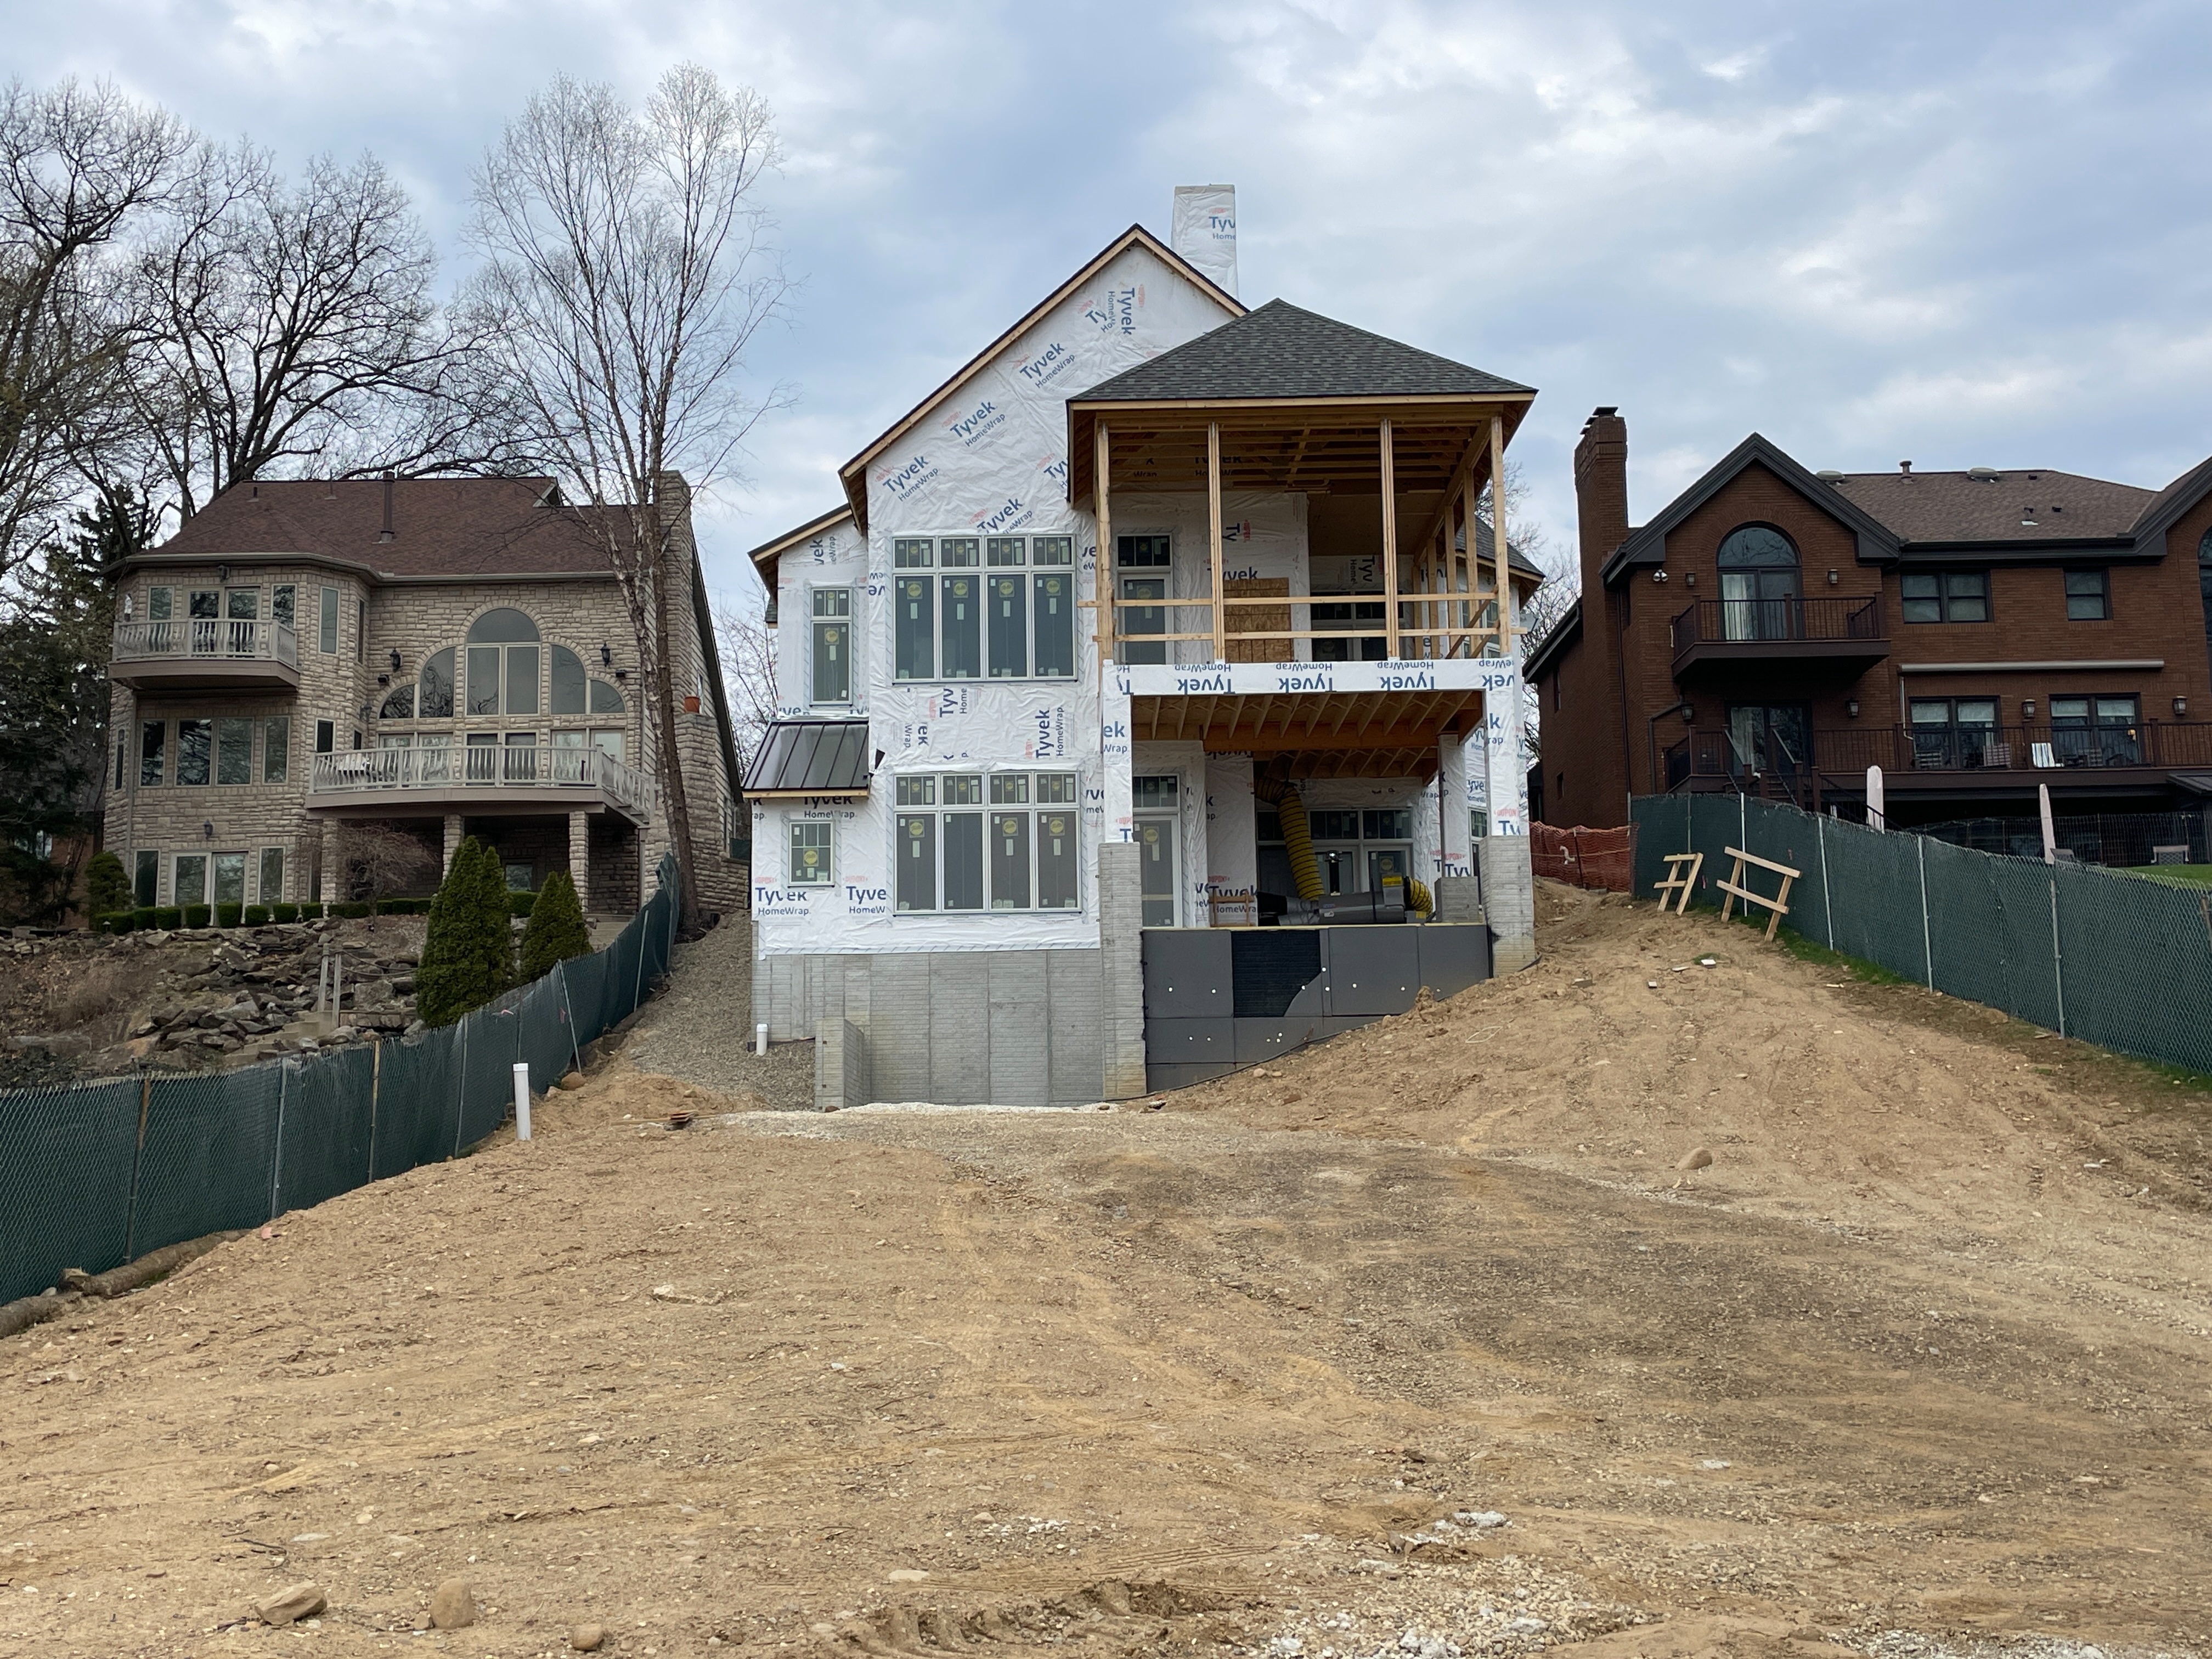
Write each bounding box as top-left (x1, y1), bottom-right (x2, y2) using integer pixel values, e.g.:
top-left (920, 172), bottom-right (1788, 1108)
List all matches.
top-left (1131, 686), bottom-right (1481, 781)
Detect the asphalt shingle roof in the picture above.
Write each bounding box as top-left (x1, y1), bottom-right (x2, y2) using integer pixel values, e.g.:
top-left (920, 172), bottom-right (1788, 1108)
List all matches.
top-left (1829, 469), bottom-right (2155, 544)
top-left (1079, 300), bottom-right (1532, 404)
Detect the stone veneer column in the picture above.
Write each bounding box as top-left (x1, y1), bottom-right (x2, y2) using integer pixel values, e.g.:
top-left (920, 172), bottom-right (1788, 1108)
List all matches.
top-left (442, 814), bottom-right (465, 873)
top-left (568, 810), bottom-right (590, 904)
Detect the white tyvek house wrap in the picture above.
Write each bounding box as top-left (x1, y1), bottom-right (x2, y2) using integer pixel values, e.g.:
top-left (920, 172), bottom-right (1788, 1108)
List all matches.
top-left (1171, 185), bottom-right (1238, 298)
top-left (754, 241), bottom-right (1238, 955)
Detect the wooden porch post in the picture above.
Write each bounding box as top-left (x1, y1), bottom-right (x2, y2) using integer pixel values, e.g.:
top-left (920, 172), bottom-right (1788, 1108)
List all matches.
top-left (1488, 415), bottom-right (1510, 655)
top-left (1380, 417), bottom-right (1400, 659)
top-left (1207, 419), bottom-right (1226, 663)
top-left (1095, 421), bottom-right (1113, 674)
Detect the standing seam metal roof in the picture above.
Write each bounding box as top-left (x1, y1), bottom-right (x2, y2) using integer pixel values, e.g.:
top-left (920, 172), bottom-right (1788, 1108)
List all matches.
top-left (743, 720), bottom-right (872, 795)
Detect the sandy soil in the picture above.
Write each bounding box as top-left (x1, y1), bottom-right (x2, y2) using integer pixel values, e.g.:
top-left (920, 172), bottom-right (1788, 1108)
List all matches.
top-left (3, 885), bottom-right (2207, 1659)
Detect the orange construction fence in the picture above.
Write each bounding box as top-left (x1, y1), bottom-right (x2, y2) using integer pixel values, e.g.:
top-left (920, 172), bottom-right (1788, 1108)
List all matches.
top-left (1531, 822), bottom-right (1637, 892)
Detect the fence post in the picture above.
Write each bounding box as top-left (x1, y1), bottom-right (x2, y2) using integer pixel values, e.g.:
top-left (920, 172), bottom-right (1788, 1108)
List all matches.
top-left (1916, 833), bottom-right (1934, 990)
top-left (1816, 813), bottom-right (1832, 950)
top-left (2050, 872), bottom-right (2067, 1037)
top-left (123, 1070), bottom-right (152, 1262)
top-left (633, 889), bottom-right (653, 1015)
top-left (452, 1015), bottom-right (470, 1158)
top-left (270, 1059), bottom-right (290, 1221)
top-left (368, 1036), bottom-right (381, 1182)
top-left (557, 961), bottom-right (583, 1078)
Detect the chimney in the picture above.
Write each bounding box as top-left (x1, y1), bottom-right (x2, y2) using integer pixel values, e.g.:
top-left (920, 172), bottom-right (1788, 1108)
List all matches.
top-left (1171, 185), bottom-right (1238, 298)
top-left (380, 472), bottom-right (395, 541)
top-left (1575, 407), bottom-right (1630, 591)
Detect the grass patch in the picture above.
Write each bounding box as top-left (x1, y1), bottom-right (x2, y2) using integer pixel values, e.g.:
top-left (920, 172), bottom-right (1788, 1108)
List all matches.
top-left (2120, 863), bottom-right (2212, 887)
top-left (1768, 924), bottom-right (1915, 987)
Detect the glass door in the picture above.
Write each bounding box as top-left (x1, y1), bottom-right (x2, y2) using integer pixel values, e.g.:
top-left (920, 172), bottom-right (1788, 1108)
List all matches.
top-left (1117, 534), bottom-right (1170, 665)
top-left (1137, 816), bottom-right (1177, 924)
top-left (1724, 704), bottom-right (1811, 783)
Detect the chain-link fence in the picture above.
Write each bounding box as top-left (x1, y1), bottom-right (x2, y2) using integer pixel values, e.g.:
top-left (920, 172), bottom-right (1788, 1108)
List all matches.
top-left (1632, 794), bottom-right (2212, 1077)
top-left (0, 855), bottom-right (679, 1306)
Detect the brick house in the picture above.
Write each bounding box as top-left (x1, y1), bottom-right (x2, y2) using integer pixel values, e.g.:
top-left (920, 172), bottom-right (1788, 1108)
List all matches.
top-left (1527, 409), bottom-right (2212, 834)
top-left (101, 474), bottom-right (744, 918)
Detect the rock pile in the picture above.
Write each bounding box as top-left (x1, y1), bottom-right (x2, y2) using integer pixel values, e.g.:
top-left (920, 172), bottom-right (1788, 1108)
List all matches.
top-left (120, 923), bottom-right (426, 1066)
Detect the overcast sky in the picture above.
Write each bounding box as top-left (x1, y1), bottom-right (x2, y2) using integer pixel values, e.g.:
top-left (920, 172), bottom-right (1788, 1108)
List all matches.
top-left (18, 2), bottom-right (2212, 616)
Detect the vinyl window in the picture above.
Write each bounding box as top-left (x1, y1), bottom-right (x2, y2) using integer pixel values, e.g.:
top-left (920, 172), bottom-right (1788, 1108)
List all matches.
top-left (263, 716), bottom-right (290, 783)
top-left (258, 847), bottom-right (285, 904)
top-left (789, 820), bottom-right (835, 886)
top-left (1900, 571), bottom-right (1989, 623)
top-left (2064, 569), bottom-right (2109, 621)
top-left (216, 717), bottom-right (253, 785)
top-left (812, 588), bottom-right (853, 705)
top-left (895, 771), bottom-right (1077, 912)
top-left (140, 720), bottom-right (165, 786)
top-left (893, 537), bottom-right (1074, 681)
top-left (177, 718), bottom-right (212, 786)
top-left (319, 585), bottom-right (339, 653)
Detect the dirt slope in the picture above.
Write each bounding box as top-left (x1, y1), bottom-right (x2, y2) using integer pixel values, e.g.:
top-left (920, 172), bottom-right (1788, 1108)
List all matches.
top-left (2, 886), bottom-right (2206, 1659)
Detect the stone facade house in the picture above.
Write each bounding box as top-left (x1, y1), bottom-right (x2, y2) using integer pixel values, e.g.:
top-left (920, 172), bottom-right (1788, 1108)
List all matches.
top-left (102, 473), bottom-right (744, 919)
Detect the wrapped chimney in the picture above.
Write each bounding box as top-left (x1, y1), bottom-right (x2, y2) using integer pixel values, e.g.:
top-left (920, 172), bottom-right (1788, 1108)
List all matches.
top-left (1171, 185), bottom-right (1238, 298)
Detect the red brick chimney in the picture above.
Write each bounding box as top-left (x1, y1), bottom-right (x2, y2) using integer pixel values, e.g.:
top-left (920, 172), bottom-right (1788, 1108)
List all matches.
top-left (1574, 406), bottom-right (1629, 589)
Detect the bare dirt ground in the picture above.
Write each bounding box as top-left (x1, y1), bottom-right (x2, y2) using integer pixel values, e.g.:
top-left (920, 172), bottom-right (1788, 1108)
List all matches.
top-left (4, 885), bottom-right (2208, 1659)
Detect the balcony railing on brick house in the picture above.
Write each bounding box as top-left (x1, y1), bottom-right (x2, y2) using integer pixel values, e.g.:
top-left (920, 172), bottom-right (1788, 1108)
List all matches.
top-left (110, 618), bottom-right (300, 690)
top-left (1663, 720), bottom-right (2212, 793)
top-left (308, 742), bottom-right (657, 821)
top-left (1666, 596), bottom-right (1888, 681)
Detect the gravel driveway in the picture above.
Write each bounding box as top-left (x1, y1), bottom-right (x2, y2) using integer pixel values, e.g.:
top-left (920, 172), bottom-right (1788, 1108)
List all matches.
top-left (620, 910), bottom-right (816, 1108)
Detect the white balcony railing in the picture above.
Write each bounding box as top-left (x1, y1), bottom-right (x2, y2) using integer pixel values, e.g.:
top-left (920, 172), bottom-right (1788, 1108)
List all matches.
top-left (308, 743), bottom-right (656, 820)
top-left (113, 618), bottom-right (299, 667)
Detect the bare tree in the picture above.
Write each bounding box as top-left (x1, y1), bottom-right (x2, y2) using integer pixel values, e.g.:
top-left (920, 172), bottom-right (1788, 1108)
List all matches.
top-left (714, 595), bottom-right (780, 775)
top-left (466, 65), bottom-right (792, 930)
top-left (341, 820), bottom-right (439, 904)
top-left (0, 78), bottom-right (191, 588)
top-left (123, 142), bottom-right (526, 522)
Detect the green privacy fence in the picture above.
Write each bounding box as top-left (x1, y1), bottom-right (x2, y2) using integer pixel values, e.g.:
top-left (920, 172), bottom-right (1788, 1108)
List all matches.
top-left (1631, 794), bottom-right (2212, 1076)
top-left (0, 856), bottom-right (678, 1308)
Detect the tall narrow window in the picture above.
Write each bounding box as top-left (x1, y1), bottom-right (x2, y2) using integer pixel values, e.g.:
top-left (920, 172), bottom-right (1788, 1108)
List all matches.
top-left (147, 586), bottom-right (172, 652)
top-left (263, 716), bottom-right (290, 783)
top-left (1037, 772), bottom-right (1079, 909)
top-left (140, 720), bottom-right (165, 786)
top-left (812, 588), bottom-right (852, 704)
top-left (550, 645), bottom-right (588, 715)
top-left (216, 716), bottom-right (253, 785)
top-left (177, 719), bottom-right (212, 786)
top-left (895, 569), bottom-right (935, 681)
top-left (989, 774), bottom-right (1031, 910)
top-left (319, 585), bottom-right (339, 653)
top-left (1032, 537), bottom-right (1074, 677)
top-left (1118, 534), bottom-right (1170, 665)
top-left (419, 648), bottom-right (455, 718)
top-left (271, 585), bottom-right (295, 629)
top-left (940, 558), bottom-right (981, 680)
top-left (258, 847), bottom-right (285, 904)
top-left (988, 571), bottom-right (1026, 678)
top-left (173, 854), bottom-right (207, 907)
top-left (133, 849), bottom-right (158, 907)
top-left (896, 776), bottom-right (938, 912)
top-left (943, 774), bottom-right (984, 910)
top-left (315, 719), bottom-right (335, 754)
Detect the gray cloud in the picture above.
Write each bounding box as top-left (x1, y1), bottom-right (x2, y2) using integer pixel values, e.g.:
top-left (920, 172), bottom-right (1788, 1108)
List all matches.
top-left (18, 1), bottom-right (2212, 613)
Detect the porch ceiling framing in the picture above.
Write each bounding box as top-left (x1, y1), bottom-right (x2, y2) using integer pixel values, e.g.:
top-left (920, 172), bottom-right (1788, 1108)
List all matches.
top-left (1130, 686), bottom-right (1479, 782)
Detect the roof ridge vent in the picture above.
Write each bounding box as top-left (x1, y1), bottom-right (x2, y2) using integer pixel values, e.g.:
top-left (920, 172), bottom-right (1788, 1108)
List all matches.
top-left (1814, 470), bottom-right (1844, 483)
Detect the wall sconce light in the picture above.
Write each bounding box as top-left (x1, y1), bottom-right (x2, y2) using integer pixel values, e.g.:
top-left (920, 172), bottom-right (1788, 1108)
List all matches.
top-left (1684, 572), bottom-right (1696, 589)
top-left (600, 642), bottom-right (613, 666)
top-left (1680, 703), bottom-right (1696, 724)
top-left (1847, 699), bottom-right (1860, 718)
top-left (1828, 569), bottom-right (1839, 585)
top-left (2022, 698), bottom-right (2036, 720)
top-left (2176, 697), bottom-right (2190, 717)
top-left (389, 649), bottom-right (402, 673)
top-left (216, 564), bottom-right (229, 585)
top-left (202, 821), bottom-right (213, 840)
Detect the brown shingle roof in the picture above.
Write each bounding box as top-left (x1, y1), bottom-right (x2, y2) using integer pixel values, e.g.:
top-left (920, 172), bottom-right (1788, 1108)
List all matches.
top-left (145, 478), bottom-right (630, 578)
top-left (1830, 468), bottom-right (2155, 544)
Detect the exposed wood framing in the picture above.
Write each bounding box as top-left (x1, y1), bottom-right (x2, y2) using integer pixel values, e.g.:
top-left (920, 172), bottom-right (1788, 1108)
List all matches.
top-left (1207, 420), bottom-right (1226, 664)
top-left (1380, 417), bottom-right (1400, 659)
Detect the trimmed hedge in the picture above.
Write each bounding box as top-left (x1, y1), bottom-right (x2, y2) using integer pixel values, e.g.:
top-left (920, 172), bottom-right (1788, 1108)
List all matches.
top-left (298, 902), bottom-right (324, 919)
top-left (376, 896), bottom-right (432, 916)
top-left (215, 902), bottom-right (243, 928)
top-left (182, 904), bottom-right (210, 929)
top-left (100, 911), bottom-right (135, 934)
top-left (272, 903), bottom-right (300, 923)
top-left (244, 905), bottom-right (270, 926)
top-left (155, 906), bottom-right (183, 929)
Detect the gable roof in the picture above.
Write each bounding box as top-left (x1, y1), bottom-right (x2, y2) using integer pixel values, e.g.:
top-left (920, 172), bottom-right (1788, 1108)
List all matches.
top-left (128, 477), bottom-right (628, 580)
top-left (745, 504), bottom-right (854, 596)
top-left (1600, 433), bottom-right (1900, 584)
top-left (1832, 467), bottom-right (2155, 546)
top-left (1522, 596), bottom-right (1582, 682)
top-left (1079, 299), bottom-right (1533, 405)
top-left (2125, 453), bottom-right (2212, 552)
top-left (836, 225), bottom-right (1244, 532)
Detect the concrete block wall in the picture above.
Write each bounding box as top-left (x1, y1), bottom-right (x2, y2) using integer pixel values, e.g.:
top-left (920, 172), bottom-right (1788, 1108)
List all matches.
top-left (1477, 836), bottom-right (1538, 972)
top-left (814, 1018), bottom-right (870, 1112)
top-left (754, 946), bottom-right (1109, 1105)
top-left (1097, 842), bottom-right (1148, 1098)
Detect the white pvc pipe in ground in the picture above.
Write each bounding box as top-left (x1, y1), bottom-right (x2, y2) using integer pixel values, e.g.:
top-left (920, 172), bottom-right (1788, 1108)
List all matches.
top-left (512, 1061), bottom-right (532, 1141)
top-left (755, 1023), bottom-right (768, 1056)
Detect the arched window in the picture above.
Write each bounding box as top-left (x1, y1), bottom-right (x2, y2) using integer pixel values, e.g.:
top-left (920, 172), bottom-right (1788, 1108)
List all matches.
top-left (379, 684), bottom-right (415, 719)
top-left (465, 609), bottom-right (540, 716)
top-left (1717, 524), bottom-right (1801, 642)
top-left (2199, 528), bottom-right (2212, 659)
top-left (551, 645), bottom-right (587, 715)
top-left (418, 648), bottom-right (455, 719)
top-left (589, 679), bottom-right (626, 714)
